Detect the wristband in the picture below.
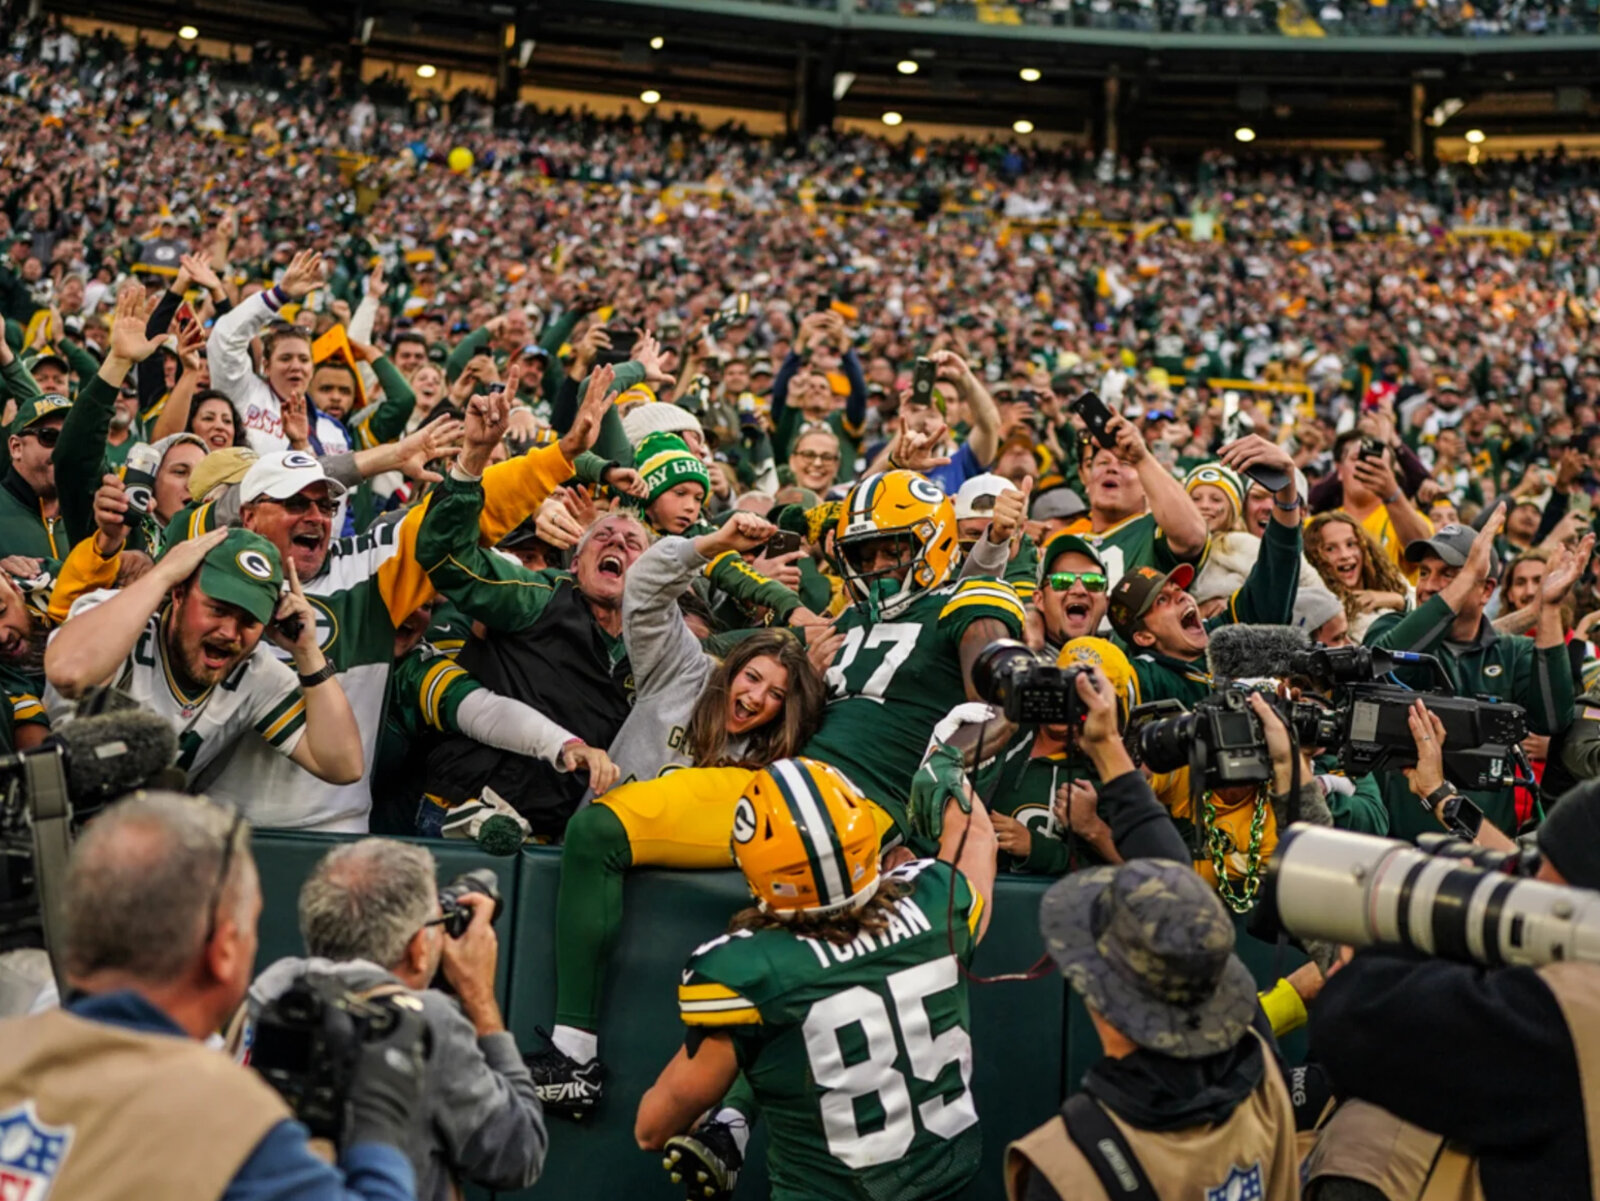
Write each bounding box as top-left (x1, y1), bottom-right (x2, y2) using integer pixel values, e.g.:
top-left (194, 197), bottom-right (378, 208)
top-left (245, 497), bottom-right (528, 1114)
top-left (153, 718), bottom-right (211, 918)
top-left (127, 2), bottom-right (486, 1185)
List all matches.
top-left (1274, 495), bottom-right (1302, 512)
top-left (1423, 782), bottom-right (1457, 809)
top-left (297, 662), bottom-right (337, 688)
top-left (1384, 488), bottom-right (1402, 505)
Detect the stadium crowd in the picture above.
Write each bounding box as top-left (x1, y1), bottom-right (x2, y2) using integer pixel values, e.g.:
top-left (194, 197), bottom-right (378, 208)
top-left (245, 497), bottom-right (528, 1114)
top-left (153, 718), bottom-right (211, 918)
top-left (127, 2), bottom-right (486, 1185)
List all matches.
top-left (3, 13), bottom-right (1600, 1201)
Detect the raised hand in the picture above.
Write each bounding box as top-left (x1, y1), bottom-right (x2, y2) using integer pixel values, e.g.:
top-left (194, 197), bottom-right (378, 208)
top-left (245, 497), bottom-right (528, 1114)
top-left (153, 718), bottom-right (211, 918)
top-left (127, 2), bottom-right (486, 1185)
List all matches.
top-left (179, 251), bottom-right (224, 295)
top-left (281, 391), bottom-right (311, 446)
top-left (277, 249), bottom-right (324, 300)
top-left (1543, 532), bottom-right (1596, 605)
top-left (558, 364), bottom-right (615, 461)
top-left (108, 285), bottom-right (165, 364)
top-left (394, 417), bottom-right (462, 484)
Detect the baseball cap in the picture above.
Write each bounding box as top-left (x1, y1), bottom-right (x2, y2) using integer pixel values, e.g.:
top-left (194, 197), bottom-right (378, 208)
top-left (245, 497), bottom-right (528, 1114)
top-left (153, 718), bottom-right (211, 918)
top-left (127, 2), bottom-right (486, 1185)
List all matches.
top-left (1404, 522), bottom-right (1497, 579)
top-left (1031, 487), bottom-right (1087, 525)
top-left (1039, 859), bottom-right (1258, 1059)
top-left (750, 359), bottom-right (775, 376)
top-left (11, 393), bottom-right (71, 436)
top-left (1039, 530), bottom-right (1105, 577)
top-left (239, 450), bottom-right (348, 504)
top-left (188, 446), bottom-right (258, 502)
top-left (1107, 562), bottom-right (1196, 644)
top-left (194, 529), bottom-right (284, 626)
top-left (953, 473), bottom-right (1016, 522)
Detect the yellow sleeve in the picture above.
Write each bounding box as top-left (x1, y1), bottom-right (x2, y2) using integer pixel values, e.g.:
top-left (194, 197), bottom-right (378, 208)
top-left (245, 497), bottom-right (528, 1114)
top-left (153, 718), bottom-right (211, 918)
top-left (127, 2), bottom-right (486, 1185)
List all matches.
top-left (49, 534), bottom-right (120, 625)
top-left (375, 443), bottom-right (577, 627)
top-left (1258, 976), bottom-right (1309, 1038)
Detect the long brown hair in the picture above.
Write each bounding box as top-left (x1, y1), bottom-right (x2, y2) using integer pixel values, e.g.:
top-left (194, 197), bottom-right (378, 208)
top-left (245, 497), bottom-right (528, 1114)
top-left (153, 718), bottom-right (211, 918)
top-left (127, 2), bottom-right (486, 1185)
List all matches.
top-left (1305, 512), bottom-right (1410, 618)
top-left (729, 876), bottom-right (909, 947)
top-left (686, 629), bottom-right (824, 768)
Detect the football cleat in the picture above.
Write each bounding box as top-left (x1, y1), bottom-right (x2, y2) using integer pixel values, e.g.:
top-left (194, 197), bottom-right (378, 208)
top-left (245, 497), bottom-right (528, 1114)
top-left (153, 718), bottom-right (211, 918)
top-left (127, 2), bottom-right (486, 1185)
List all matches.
top-left (523, 1028), bottom-right (606, 1118)
top-left (662, 1117), bottom-right (745, 1200)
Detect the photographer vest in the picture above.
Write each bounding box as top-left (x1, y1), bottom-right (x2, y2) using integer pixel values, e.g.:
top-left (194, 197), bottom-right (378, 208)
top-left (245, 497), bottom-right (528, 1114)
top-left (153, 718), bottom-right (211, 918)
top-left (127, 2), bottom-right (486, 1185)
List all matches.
top-left (1003, 1034), bottom-right (1300, 1201)
top-left (0, 1008), bottom-right (290, 1201)
top-left (1306, 963), bottom-right (1600, 1201)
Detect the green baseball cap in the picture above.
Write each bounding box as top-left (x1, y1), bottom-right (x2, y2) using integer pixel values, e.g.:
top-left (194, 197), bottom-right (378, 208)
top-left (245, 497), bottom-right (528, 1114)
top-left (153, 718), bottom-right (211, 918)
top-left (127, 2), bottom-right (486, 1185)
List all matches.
top-left (11, 393), bottom-right (71, 436)
top-left (1039, 531), bottom-right (1106, 577)
top-left (195, 529), bottom-right (284, 625)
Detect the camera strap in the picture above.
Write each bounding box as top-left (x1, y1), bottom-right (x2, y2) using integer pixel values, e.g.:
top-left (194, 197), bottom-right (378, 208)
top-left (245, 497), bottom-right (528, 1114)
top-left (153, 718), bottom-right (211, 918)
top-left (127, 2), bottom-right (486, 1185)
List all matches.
top-left (1060, 1093), bottom-right (1160, 1201)
top-left (24, 749), bottom-right (73, 996)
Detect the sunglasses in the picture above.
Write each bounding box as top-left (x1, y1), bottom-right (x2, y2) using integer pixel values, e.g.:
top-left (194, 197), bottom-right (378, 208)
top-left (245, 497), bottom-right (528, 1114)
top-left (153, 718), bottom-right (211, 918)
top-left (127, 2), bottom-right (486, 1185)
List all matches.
top-left (22, 426), bottom-right (60, 448)
top-left (792, 449), bottom-right (840, 464)
top-left (201, 807), bottom-right (246, 946)
top-left (1047, 571), bottom-right (1108, 593)
top-left (262, 494), bottom-right (340, 518)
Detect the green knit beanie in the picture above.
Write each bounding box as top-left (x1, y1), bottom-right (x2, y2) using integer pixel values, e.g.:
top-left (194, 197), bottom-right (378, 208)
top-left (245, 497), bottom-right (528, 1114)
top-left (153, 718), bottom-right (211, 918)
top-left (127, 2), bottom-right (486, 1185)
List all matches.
top-left (637, 431), bottom-right (712, 505)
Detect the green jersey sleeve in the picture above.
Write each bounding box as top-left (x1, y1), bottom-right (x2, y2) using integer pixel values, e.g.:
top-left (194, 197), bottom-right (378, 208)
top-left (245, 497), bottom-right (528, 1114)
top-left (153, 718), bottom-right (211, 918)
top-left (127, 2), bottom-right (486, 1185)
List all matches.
top-left (392, 642), bottom-right (482, 735)
top-left (936, 578), bottom-right (1026, 640)
top-left (678, 930), bottom-right (766, 1031)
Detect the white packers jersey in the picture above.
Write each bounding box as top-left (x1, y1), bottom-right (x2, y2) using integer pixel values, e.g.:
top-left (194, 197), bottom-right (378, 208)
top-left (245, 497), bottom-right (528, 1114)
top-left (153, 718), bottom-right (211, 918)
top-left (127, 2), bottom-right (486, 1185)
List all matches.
top-left (44, 591), bottom-right (307, 786)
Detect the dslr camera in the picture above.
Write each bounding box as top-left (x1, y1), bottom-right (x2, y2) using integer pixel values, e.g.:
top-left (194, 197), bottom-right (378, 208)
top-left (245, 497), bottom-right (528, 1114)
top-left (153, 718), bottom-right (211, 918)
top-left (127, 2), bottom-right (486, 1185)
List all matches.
top-left (436, 867), bottom-right (502, 938)
top-left (971, 639), bottom-right (1089, 726)
top-left (250, 973), bottom-right (421, 1144)
top-left (1127, 689), bottom-right (1281, 789)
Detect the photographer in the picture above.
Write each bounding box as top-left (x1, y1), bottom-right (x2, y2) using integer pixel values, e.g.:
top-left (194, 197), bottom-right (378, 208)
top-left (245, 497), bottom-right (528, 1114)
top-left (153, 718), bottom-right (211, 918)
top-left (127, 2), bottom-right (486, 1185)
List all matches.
top-left (1110, 434), bottom-right (1304, 707)
top-left (249, 839), bottom-right (547, 1201)
top-left (1307, 778), bottom-right (1600, 1199)
top-left (0, 793), bottom-right (424, 1200)
top-left (1004, 672), bottom-right (1300, 1201)
top-left (1366, 509), bottom-right (1590, 839)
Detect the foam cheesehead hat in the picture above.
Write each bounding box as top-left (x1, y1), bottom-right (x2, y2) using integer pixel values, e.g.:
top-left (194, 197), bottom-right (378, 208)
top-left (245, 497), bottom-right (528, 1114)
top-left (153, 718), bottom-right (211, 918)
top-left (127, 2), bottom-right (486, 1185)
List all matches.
top-left (192, 528), bottom-right (284, 626)
top-left (637, 431), bottom-right (712, 504)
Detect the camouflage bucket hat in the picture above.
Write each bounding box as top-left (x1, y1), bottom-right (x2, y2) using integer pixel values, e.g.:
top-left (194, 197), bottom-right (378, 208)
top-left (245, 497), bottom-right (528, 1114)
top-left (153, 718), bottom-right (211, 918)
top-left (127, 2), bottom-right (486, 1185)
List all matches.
top-left (1039, 859), bottom-right (1257, 1060)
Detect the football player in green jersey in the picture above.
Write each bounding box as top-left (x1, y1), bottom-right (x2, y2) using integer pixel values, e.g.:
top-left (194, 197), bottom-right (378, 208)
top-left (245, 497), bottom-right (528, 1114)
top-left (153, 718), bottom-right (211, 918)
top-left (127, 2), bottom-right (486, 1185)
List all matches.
top-left (637, 757), bottom-right (996, 1201)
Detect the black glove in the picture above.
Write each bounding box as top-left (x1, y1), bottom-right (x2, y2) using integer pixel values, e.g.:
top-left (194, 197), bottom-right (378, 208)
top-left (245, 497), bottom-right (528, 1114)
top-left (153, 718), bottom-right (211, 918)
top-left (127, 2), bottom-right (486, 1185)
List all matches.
top-left (345, 1001), bottom-right (431, 1149)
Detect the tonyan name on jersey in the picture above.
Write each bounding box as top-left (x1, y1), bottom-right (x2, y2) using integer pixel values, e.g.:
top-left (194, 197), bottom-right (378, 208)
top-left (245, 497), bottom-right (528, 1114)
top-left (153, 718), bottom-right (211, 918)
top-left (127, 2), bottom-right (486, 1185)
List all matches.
top-left (677, 859), bottom-right (985, 1201)
top-left (805, 578), bottom-right (1024, 808)
top-left (43, 592), bottom-right (306, 784)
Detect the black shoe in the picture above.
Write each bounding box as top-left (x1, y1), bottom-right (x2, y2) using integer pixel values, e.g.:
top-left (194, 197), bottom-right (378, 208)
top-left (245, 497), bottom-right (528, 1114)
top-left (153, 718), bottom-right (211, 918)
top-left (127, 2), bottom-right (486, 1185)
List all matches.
top-left (662, 1117), bottom-right (745, 1200)
top-left (523, 1028), bottom-right (605, 1118)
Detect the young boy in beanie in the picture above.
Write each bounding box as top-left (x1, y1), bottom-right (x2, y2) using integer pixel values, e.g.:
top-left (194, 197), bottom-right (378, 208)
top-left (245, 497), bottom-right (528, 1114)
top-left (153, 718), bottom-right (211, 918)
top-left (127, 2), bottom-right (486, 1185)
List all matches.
top-left (631, 431), bottom-right (808, 624)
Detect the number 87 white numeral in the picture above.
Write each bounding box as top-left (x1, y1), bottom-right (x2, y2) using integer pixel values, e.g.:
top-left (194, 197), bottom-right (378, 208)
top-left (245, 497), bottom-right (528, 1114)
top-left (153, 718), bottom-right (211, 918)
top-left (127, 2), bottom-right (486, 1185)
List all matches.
top-left (800, 954), bottom-right (977, 1168)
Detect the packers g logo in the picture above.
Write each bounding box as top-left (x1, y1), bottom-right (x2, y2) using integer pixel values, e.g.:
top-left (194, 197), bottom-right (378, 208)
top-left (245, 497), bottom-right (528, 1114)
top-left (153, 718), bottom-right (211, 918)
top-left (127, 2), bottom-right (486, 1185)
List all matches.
top-left (732, 797), bottom-right (758, 844)
top-left (908, 477), bottom-right (943, 505)
top-left (1484, 664), bottom-right (1504, 678)
top-left (282, 451), bottom-right (318, 471)
top-left (236, 550), bottom-right (275, 580)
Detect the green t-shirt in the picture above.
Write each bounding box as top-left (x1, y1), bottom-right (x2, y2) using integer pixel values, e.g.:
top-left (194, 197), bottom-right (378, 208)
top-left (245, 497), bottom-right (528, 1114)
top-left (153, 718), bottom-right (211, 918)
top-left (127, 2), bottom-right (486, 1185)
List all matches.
top-left (677, 857), bottom-right (983, 1201)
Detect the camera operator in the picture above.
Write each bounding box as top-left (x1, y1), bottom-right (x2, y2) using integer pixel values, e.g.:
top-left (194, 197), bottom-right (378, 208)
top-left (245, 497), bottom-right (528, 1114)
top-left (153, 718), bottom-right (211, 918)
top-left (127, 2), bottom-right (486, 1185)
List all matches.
top-left (1366, 509), bottom-right (1590, 839)
top-left (1307, 776), bottom-right (1600, 1200)
top-left (1005, 671), bottom-right (1301, 1201)
top-left (248, 839), bottom-right (546, 1201)
top-left (0, 793), bottom-right (425, 1200)
top-left (1109, 435), bottom-right (1304, 707)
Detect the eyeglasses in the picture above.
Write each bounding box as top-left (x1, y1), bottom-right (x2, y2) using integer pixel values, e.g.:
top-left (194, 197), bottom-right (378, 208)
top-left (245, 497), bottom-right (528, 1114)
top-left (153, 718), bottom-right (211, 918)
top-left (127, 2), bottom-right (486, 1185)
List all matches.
top-left (21, 426), bottom-right (59, 448)
top-left (1047, 571), bottom-right (1108, 593)
top-left (201, 806), bottom-right (246, 947)
top-left (262, 494), bottom-right (340, 518)
top-left (792, 450), bottom-right (840, 464)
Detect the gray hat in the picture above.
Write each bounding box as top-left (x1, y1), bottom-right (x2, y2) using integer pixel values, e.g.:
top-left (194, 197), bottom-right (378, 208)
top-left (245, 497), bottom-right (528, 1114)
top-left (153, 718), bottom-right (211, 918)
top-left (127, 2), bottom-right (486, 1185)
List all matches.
top-left (622, 401), bottom-right (704, 448)
top-left (1404, 522), bottom-right (1499, 580)
top-left (1040, 859), bottom-right (1258, 1059)
top-left (1030, 487), bottom-right (1088, 524)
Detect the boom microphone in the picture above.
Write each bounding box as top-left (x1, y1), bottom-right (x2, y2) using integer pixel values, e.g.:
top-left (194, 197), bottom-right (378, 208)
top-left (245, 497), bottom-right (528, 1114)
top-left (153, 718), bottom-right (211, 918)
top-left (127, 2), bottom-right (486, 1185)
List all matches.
top-left (1205, 624), bottom-right (1312, 681)
top-left (2, 709), bottom-right (179, 806)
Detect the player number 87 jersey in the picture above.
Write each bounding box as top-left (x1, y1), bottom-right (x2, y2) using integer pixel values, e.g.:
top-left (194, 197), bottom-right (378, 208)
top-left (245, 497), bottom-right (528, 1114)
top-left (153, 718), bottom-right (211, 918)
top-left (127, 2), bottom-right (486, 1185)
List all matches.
top-left (678, 859), bottom-right (985, 1201)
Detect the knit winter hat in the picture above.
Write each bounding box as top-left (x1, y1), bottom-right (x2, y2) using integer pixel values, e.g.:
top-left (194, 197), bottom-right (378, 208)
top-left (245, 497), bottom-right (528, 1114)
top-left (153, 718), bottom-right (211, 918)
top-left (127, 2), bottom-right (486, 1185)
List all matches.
top-left (1184, 462), bottom-right (1246, 519)
top-left (623, 401), bottom-right (703, 447)
top-left (637, 432), bottom-right (712, 504)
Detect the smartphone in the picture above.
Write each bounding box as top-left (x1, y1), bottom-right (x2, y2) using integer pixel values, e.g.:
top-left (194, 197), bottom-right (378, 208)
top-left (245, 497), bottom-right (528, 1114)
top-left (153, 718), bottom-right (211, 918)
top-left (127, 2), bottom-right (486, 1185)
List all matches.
top-left (1068, 391), bottom-right (1118, 450)
top-left (764, 530), bottom-right (803, 557)
top-left (274, 613), bottom-right (305, 642)
top-left (814, 293), bottom-right (833, 314)
top-left (596, 326), bottom-right (639, 367)
top-left (911, 358), bottom-right (938, 409)
top-left (1358, 436), bottom-right (1386, 462)
top-left (175, 300), bottom-right (199, 330)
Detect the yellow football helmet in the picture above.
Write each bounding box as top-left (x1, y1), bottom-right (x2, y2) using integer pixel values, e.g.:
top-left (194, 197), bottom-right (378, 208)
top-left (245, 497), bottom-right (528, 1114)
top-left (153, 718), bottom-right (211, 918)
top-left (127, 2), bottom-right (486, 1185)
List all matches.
top-left (731, 758), bottom-right (881, 916)
top-left (835, 469), bottom-right (959, 620)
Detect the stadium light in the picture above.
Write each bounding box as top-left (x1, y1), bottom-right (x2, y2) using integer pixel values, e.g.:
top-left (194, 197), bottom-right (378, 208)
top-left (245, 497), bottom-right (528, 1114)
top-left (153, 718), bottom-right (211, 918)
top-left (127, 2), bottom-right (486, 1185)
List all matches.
top-left (650, 36), bottom-right (665, 50)
top-left (178, 25), bottom-right (199, 40)
top-left (1234, 126), bottom-right (1256, 143)
top-left (897, 59), bottom-right (919, 75)
top-left (641, 89), bottom-right (662, 104)
top-left (1019, 67), bottom-right (1041, 82)
top-left (882, 111), bottom-right (903, 126)
top-left (1465, 128), bottom-right (1486, 144)
top-left (1013, 119), bottom-right (1034, 134)
top-left (416, 64), bottom-right (437, 79)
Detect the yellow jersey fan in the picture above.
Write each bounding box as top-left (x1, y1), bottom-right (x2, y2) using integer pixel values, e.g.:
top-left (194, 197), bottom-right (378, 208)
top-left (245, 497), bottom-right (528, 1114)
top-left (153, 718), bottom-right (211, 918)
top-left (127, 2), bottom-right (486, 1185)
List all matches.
top-left (835, 469), bottom-right (960, 621)
top-left (731, 757), bottom-right (882, 915)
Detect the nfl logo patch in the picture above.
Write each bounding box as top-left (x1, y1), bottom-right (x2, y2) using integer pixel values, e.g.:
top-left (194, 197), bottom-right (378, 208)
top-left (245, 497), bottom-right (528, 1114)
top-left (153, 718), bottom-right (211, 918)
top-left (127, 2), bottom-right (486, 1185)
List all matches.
top-left (1206, 1161), bottom-right (1264, 1201)
top-left (0, 1102), bottom-right (72, 1200)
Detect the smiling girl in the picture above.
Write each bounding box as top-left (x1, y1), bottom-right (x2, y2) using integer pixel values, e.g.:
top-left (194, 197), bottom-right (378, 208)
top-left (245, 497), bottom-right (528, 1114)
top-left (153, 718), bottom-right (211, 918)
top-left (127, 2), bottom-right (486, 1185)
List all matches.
top-left (1306, 511), bottom-right (1413, 642)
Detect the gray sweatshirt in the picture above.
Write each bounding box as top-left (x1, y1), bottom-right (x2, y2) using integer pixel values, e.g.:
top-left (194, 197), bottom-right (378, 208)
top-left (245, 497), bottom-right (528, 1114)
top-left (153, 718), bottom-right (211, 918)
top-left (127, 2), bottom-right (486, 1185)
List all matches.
top-left (248, 956), bottom-right (548, 1201)
top-left (606, 535), bottom-right (745, 786)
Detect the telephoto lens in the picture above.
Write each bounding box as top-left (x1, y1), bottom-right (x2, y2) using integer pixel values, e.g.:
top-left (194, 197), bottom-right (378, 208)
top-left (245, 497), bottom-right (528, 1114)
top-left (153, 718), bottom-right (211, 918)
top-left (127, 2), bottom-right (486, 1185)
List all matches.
top-left (1266, 825), bottom-right (1600, 969)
